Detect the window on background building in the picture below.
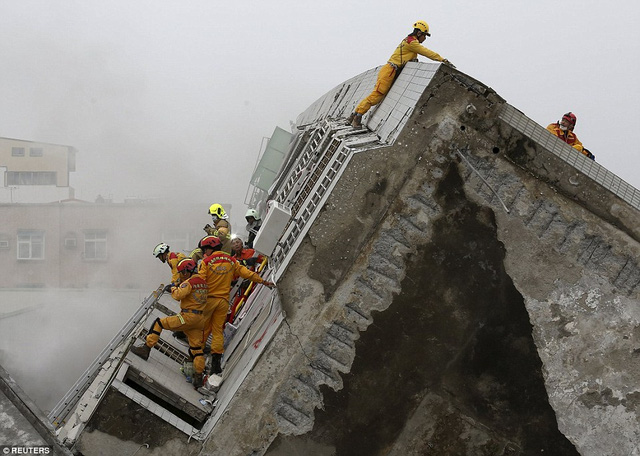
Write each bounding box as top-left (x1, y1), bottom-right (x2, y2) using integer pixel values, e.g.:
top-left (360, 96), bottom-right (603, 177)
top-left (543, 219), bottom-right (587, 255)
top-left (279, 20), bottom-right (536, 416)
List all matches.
top-left (84, 231), bottom-right (107, 260)
top-left (6, 171), bottom-right (57, 185)
top-left (64, 235), bottom-right (77, 249)
top-left (17, 230), bottom-right (45, 260)
top-left (11, 147), bottom-right (25, 157)
top-left (29, 147), bottom-right (43, 157)
top-left (161, 230), bottom-right (192, 254)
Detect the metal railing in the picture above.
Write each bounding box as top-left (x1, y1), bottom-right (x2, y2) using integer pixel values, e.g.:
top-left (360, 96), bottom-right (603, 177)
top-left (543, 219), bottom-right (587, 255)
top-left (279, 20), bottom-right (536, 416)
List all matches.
top-left (48, 285), bottom-right (164, 427)
top-left (499, 104), bottom-right (640, 210)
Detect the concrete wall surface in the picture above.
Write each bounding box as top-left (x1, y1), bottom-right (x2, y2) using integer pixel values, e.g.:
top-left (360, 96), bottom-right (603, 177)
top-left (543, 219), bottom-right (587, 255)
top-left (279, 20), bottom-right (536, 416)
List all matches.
top-left (201, 65), bottom-right (639, 456)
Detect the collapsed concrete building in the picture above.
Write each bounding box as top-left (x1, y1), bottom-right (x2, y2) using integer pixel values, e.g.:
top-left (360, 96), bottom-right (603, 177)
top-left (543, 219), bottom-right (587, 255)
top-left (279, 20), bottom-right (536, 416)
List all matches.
top-left (4, 62), bottom-right (638, 456)
top-left (209, 62), bottom-right (640, 456)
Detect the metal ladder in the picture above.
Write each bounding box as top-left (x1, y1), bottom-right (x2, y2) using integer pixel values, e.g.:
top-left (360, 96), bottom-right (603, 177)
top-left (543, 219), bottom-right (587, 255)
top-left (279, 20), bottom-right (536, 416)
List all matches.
top-left (48, 286), bottom-right (163, 427)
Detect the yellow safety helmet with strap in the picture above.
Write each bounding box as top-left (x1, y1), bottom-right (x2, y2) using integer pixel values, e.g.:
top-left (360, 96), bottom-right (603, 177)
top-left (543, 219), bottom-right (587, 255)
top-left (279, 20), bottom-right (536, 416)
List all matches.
top-left (413, 20), bottom-right (431, 36)
top-left (208, 203), bottom-right (228, 220)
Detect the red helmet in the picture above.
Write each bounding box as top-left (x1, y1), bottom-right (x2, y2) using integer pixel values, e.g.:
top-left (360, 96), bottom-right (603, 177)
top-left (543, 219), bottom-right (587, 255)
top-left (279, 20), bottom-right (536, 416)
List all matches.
top-left (176, 258), bottom-right (197, 273)
top-left (562, 112), bottom-right (577, 128)
top-left (200, 236), bottom-right (222, 250)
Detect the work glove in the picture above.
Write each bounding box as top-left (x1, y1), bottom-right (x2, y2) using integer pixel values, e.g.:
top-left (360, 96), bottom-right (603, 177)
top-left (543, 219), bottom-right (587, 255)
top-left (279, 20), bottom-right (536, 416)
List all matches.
top-left (443, 59), bottom-right (456, 69)
top-left (163, 283), bottom-right (174, 293)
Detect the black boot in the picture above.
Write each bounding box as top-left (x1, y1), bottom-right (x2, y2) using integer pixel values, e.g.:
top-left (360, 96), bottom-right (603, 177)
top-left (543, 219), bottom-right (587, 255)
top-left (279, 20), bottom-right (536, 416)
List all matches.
top-left (173, 331), bottom-right (188, 341)
top-left (192, 372), bottom-right (204, 389)
top-left (130, 344), bottom-right (151, 361)
top-left (345, 112), bottom-right (356, 126)
top-left (209, 353), bottom-right (222, 375)
top-left (351, 113), bottom-right (363, 129)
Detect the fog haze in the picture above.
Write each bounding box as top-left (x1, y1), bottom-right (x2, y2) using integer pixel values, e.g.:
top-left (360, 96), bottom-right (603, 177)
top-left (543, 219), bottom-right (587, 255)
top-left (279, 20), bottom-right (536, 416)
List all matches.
top-left (0, 0), bottom-right (639, 415)
top-left (0, 0), bottom-right (638, 212)
top-left (0, 289), bottom-right (145, 412)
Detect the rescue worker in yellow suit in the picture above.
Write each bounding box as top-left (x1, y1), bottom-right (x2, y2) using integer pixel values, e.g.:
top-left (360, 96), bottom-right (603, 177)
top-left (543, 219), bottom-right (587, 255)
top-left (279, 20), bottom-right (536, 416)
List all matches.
top-left (130, 258), bottom-right (210, 388)
top-left (153, 242), bottom-right (185, 286)
top-left (347, 20), bottom-right (455, 129)
top-left (198, 235), bottom-right (275, 375)
top-left (154, 242), bottom-right (190, 343)
top-left (191, 203), bottom-right (233, 262)
top-left (546, 112), bottom-right (595, 160)
top-left (204, 204), bottom-right (232, 253)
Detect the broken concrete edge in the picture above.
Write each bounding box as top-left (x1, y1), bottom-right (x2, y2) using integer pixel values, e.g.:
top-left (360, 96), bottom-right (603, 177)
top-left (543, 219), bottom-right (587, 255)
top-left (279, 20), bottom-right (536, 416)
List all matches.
top-left (455, 140), bottom-right (640, 452)
top-left (0, 364), bottom-right (74, 455)
top-left (495, 111), bottom-right (640, 244)
top-left (201, 75), bottom-right (500, 454)
top-left (202, 67), bottom-right (639, 455)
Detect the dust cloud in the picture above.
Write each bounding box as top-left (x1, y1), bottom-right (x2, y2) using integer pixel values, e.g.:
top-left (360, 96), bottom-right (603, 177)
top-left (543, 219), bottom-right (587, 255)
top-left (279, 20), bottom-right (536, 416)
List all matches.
top-left (0, 289), bottom-right (147, 413)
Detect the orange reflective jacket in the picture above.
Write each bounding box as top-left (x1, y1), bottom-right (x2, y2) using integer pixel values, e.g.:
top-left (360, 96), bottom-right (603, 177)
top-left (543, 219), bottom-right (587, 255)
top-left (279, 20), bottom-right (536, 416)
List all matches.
top-left (198, 251), bottom-right (265, 299)
top-left (167, 251), bottom-right (186, 284)
top-left (546, 123), bottom-right (584, 153)
top-left (170, 273), bottom-right (208, 311)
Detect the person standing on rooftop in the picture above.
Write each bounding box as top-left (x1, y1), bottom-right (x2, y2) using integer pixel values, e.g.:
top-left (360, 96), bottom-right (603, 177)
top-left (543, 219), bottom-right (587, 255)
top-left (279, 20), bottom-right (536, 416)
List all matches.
top-left (347, 20), bottom-right (455, 129)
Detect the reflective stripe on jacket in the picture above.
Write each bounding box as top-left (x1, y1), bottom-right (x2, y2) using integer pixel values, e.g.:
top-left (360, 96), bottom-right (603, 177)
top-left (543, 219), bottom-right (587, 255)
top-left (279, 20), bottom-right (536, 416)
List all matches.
top-left (198, 251), bottom-right (264, 299)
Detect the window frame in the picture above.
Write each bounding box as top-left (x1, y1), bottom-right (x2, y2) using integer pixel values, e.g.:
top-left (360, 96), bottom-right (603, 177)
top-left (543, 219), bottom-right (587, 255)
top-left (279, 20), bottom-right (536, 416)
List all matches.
top-left (83, 230), bottom-right (108, 261)
top-left (17, 230), bottom-right (45, 260)
top-left (6, 171), bottom-right (57, 186)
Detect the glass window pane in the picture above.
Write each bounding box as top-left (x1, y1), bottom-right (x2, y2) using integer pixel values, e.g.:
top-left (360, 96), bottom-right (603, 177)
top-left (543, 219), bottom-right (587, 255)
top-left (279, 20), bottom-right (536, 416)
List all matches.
top-left (16, 231), bottom-right (44, 259)
top-left (18, 242), bottom-right (30, 259)
top-left (84, 231), bottom-right (107, 259)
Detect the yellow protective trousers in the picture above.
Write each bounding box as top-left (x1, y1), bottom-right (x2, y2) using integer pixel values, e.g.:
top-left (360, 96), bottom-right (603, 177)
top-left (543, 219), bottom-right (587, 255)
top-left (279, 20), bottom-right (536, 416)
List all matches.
top-left (202, 296), bottom-right (229, 355)
top-left (145, 312), bottom-right (206, 374)
top-left (355, 64), bottom-right (397, 115)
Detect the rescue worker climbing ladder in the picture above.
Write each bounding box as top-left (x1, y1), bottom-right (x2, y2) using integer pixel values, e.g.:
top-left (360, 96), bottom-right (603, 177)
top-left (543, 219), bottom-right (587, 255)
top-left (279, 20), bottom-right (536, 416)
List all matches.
top-left (153, 242), bottom-right (185, 286)
top-left (190, 203), bottom-right (233, 263)
top-left (198, 235), bottom-right (275, 376)
top-left (131, 258), bottom-right (210, 388)
top-left (229, 236), bottom-right (265, 323)
top-left (205, 203), bottom-right (232, 253)
top-left (154, 242), bottom-right (189, 344)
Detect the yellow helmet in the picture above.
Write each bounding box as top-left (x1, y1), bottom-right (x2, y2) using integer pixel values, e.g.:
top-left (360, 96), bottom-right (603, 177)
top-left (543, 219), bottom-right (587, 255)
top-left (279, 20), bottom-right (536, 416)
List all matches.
top-left (413, 20), bottom-right (431, 36)
top-left (208, 203), bottom-right (228, 220)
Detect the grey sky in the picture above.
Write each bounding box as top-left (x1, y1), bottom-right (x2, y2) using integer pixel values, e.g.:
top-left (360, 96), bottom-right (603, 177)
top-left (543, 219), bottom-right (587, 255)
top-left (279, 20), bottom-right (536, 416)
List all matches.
top-left (0, 0), bottom-right (638, 215)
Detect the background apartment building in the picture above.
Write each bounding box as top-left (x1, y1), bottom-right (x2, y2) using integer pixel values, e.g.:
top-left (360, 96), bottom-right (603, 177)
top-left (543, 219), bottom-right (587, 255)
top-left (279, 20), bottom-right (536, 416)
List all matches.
top-left (0, 137), bottom-right (77, 204)
top-left (0, 200), bottom-right (218, 289)
top-left (0, 137), bottom-right (233, 289)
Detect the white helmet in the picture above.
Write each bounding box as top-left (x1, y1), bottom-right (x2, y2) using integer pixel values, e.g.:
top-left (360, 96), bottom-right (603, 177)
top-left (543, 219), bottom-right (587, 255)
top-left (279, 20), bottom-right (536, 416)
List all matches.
top-left (245, 208), bottom-right (261, 220)
top-left (153, 243), bottom-right (170, 257)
